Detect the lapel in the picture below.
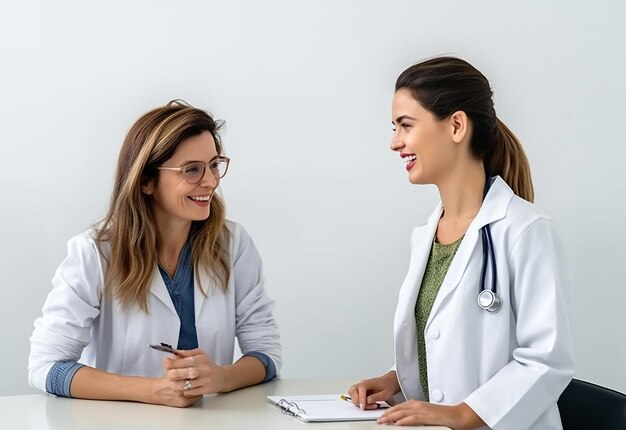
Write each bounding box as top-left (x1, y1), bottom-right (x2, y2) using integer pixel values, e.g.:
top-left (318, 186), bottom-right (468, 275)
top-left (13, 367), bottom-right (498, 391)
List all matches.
top-left (149, 265), bottom-right (177, 315)
top-left (397, 204), bottom-right (442, 327)
top-left (426, 177), bottom-right (514, 328)
top-left (149, 261), bottom-right (216, 323)
top-left (193, 266), bottom-right (217, 323)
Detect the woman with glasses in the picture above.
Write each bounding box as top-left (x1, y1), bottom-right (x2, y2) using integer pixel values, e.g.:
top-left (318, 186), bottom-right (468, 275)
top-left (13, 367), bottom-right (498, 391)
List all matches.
top-left (347, 57), bottom-right (574, 429)
top-left (28, 100), bottom-right (281, 407)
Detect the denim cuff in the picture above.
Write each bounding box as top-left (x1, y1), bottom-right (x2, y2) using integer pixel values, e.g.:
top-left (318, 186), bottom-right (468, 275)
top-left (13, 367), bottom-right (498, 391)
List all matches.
top-left (243, 351), bottom-right (277, 383)
top-left (45, 360), bottom-right (85, 397)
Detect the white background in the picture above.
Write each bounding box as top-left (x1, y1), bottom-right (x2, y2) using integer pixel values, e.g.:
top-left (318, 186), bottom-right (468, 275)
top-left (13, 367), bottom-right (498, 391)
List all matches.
top-left (1, 0), bottom-right (625, 396)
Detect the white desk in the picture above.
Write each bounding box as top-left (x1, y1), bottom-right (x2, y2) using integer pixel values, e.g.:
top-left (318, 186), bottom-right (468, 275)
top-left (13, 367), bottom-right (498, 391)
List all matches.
top-left (0, 379), bottom-right (447, 430)
top-left (0, 378), bottom-right (450, 429)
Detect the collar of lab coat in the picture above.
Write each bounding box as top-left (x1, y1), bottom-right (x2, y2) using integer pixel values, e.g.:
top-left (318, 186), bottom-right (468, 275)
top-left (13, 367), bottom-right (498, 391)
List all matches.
top-left (149, 264), bottom-right (217, 322)
top-left (407, 176), bottom-right (514, 328)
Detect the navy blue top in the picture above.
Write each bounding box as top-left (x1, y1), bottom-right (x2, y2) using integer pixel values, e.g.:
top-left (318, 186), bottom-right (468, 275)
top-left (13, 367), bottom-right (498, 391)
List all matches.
top-left (45, 232), bottom-right (276, 397)
top-left (157, 239), bottom-right (199, 350)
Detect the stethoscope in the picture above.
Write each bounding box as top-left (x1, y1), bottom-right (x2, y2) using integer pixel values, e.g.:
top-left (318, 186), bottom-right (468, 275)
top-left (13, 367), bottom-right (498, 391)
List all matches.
top-left (477, 177), bottom-right (503, 313)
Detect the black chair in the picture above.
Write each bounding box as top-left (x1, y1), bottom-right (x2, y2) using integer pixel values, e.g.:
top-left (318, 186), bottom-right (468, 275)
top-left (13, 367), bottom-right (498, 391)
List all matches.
top-left (558, 378), bottom-right (626, 429)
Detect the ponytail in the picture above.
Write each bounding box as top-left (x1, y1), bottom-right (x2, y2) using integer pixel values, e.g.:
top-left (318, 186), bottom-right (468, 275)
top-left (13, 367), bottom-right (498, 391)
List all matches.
top-left (395, 57), bottom-right (535, 202)
top-left (486, 118), bottom-right (534, 202)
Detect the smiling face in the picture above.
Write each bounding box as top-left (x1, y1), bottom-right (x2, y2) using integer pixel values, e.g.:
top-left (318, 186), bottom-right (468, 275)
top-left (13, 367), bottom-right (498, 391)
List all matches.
top-left (390, 88), bottom-right (459, 185)
top-left (142, 131), bottom-right (219, 227)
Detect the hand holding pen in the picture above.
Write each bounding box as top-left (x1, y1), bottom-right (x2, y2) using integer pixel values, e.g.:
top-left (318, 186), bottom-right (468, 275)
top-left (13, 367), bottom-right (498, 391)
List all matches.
top-left (341, 394), bottom-right (390, 409)
top-left (147, 342), bottom-right (203, 407)
top-left (149, 342), bottom-right (229, 396)
top-left (348, 372), bottom-right (400, 410)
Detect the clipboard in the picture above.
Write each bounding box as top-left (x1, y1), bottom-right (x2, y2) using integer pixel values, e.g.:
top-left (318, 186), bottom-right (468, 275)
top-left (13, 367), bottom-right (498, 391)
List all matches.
top-left (267, 394), bottom-right (386, 422)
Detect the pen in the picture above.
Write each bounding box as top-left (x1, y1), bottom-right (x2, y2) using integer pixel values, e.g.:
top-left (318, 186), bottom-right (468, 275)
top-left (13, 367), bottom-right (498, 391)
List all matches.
top-left (147, 342), bottom-right (180, 356)
top-left (340, 395), bottom-right (389, 409)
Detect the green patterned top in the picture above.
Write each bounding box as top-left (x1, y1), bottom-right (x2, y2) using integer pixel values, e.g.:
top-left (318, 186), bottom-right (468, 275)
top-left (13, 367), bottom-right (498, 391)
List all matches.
top-left (414, 235), bottom-right (463, 401)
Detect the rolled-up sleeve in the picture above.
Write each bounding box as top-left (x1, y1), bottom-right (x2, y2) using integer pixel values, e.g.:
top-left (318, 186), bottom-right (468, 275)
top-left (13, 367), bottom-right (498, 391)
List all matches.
top-left (231, 225), bottom-right (282, 374)
top-left (28, 232), bottom-right (102, 393)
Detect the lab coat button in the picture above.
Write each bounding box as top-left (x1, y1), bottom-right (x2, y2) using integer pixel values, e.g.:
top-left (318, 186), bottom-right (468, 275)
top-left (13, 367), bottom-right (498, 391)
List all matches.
top-left (428, 328), bottom-right (441, 340)
top-left (431, 389), bottom-right (444, 402)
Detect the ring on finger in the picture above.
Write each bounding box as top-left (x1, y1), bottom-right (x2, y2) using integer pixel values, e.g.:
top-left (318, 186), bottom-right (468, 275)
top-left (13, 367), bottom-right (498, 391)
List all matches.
top-left (184, 379), bottom-right (192, 391)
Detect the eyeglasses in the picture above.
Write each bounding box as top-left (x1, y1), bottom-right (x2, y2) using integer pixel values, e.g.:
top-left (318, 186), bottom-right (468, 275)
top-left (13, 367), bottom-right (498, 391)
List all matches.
top-left (156, 156), bottom-right (230, 184)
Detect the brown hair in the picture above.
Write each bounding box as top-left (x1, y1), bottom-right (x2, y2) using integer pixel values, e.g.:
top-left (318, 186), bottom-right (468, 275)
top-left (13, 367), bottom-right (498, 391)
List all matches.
top-left (396, 56), bottom-right (534, 202)
top-left (96, 100), bottom-right (230, 312)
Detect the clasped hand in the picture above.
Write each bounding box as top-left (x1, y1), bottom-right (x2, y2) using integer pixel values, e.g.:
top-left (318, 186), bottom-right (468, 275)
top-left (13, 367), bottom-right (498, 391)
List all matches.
top-left (151, 348), bottom-right (226, 407)
top-left (164, 348), bottom-right (227, 396)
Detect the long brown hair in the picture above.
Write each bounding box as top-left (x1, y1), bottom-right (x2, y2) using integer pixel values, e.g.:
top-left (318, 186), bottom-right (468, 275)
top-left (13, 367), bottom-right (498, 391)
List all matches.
top-left (395, 56), bottom-right (534, 202)
top-left (96, 100), bottom-right (231, 312)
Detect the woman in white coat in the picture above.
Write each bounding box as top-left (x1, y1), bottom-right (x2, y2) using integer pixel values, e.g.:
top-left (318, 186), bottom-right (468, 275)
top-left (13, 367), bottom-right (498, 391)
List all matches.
top-left (348, 57), bottom-right (574, 429)
top-left (29, 100), bottom-right (281, 407)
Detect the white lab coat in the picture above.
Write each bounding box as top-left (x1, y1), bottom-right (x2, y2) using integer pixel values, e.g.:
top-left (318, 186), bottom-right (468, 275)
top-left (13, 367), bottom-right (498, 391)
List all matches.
top-left (393, 177), bottom-right (574, 430)
top-left (28, 221), bottom-right (281, 393)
